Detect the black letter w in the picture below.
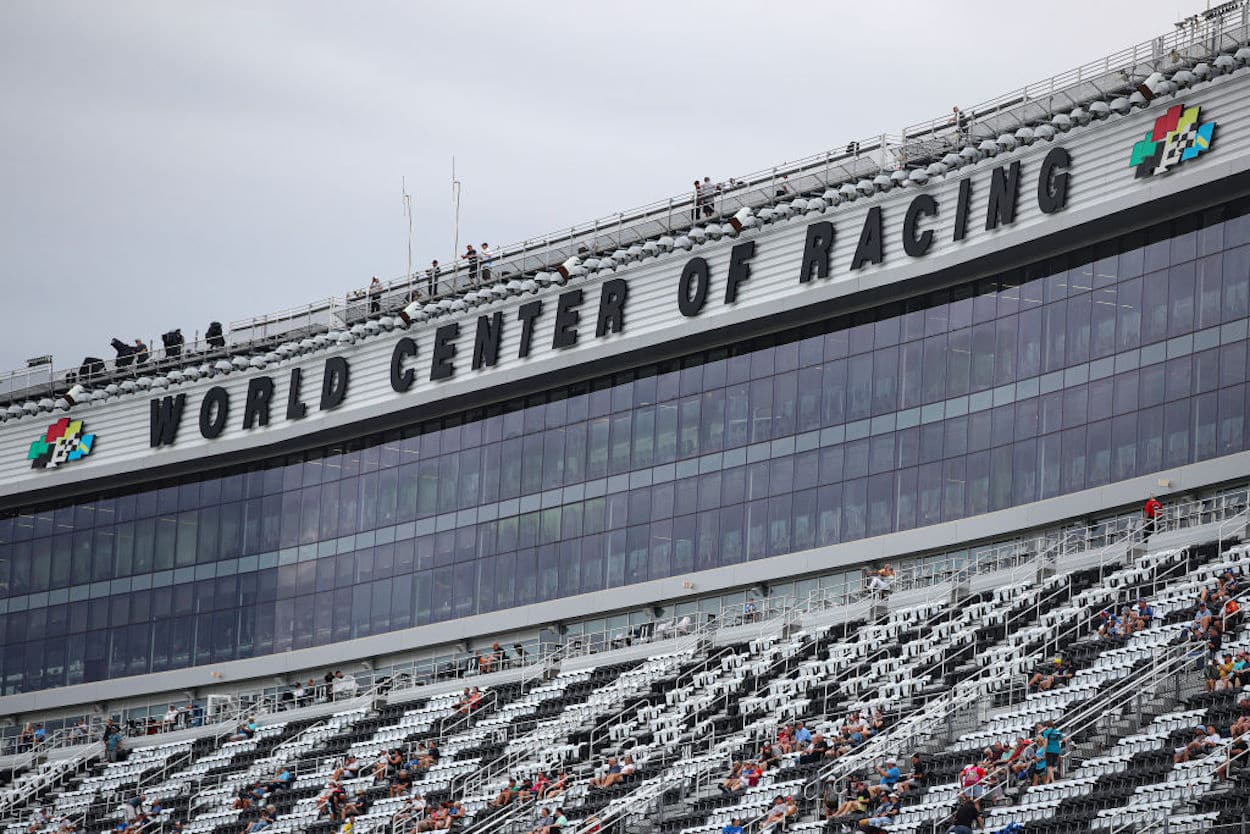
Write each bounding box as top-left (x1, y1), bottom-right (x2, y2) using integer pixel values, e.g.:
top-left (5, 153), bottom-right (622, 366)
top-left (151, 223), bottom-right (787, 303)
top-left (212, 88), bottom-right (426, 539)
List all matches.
top-left (150, 394), bottom-right (186, 447)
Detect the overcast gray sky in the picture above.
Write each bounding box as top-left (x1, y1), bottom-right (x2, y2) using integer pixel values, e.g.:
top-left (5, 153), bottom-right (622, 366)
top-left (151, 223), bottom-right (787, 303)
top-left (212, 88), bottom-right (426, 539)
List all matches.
top-left (0, 0), bottom-right (1194, 374)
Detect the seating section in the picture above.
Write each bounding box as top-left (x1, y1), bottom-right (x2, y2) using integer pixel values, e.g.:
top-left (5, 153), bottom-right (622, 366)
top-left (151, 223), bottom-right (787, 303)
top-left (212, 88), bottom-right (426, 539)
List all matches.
top-left (4, 526), bottom-right (1248, 834)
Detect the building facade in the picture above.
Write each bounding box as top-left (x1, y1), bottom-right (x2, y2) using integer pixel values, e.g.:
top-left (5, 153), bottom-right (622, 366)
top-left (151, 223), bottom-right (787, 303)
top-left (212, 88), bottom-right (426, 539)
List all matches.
top-left (2, 28), bottom-right (1250, 719)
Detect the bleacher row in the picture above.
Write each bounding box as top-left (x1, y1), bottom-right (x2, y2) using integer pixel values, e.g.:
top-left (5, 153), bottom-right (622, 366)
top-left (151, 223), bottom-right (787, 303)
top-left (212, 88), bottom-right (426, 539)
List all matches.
top-left (2, 522), bottom-right (1248, 834)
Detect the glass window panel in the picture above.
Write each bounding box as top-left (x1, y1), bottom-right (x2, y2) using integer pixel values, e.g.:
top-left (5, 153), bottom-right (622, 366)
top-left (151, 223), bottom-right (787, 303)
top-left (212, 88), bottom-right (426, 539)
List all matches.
top-left (1218, 384), bottom-right (1246, 456)
top-left (1142, 269), bottom-right (1169, 344)
top-left (1222, 245), bottom-right (1249, 322)
top-left (821, 362), bottom-right (846, 426)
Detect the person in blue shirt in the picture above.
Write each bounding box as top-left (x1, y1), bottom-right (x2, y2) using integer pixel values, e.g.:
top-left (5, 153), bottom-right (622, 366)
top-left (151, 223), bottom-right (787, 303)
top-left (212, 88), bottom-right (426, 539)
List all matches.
top-left (1031, 737), bottom-right (1051, 786)
top-left (876, 757), bottom-right (902, 789)
top-left (794, 723), bottom-right (813, 746)
top-left (1040, 720), bottom-right (1065, 778)
top-left (722, 819), bottom-right (744, 834)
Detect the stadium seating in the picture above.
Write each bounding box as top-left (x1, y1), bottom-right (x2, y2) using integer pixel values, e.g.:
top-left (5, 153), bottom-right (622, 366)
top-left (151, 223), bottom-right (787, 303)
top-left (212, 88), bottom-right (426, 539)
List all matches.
top-left (2, 513), bottom-right (1247, 834)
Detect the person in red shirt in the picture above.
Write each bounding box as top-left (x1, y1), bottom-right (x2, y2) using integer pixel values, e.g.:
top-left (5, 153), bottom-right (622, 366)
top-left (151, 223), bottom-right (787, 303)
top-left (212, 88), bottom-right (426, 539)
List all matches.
top-left (1143, 495), bottom-right (1162, 541)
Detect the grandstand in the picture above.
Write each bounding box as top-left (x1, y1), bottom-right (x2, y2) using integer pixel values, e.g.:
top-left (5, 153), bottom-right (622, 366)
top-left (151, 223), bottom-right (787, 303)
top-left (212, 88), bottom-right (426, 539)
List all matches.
top-left (4, 5), bottom-right (1250, 834)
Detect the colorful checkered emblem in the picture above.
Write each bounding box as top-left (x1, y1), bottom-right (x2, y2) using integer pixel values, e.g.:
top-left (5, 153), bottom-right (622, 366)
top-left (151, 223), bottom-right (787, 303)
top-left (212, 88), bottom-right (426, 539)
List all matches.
top-left (28, 417), bottom-right (96, 469)
top-left (1129, 104), bottom-right (1216, 178)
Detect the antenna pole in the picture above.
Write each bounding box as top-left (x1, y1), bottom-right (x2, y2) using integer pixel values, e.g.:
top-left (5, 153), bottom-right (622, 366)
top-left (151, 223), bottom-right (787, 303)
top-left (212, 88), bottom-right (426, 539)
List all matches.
top-left (402, 177), bottom-right (413, 281)
top-left (452, 157), bottom-right (462, 269)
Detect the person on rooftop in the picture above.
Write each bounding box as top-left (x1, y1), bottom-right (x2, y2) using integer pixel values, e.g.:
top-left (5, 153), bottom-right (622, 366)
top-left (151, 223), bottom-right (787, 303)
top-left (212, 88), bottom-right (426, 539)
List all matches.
top-left (368, 276), bottom-right (383, 314)
top-left (464, 244), bottom-right (480, 283)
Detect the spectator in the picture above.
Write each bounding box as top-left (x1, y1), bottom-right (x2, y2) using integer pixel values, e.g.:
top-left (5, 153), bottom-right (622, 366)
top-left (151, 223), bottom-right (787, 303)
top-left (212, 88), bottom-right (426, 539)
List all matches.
top-left (1031, 735), bottom-right (1052, 786)
top-left (1028, 655), bottom-right (1074, 691)
top-left (544, 771), bottom-right (569, 800)
top-left (774, 174), bottom-right (790, 199)
top-left (133, 339), bottom-right (150, 365)
top-left (744, 596), bottom-right (760, 623)
top-left (691, 181), bottom-right (703, 223)
top-left (1143, 494), bottom-right (1163, 540)
top-left (860, 792), bottom-right (900, 831)
top-left (417, 741), bottom-right (440, 770)
top-left (794, 721), bottom-right (813, 747)
top-left (828, 778), bottom-right (873, 818)
top-left (867, 564), bottom-right (895, 599)
top-left (111, 338), bottom-right (137, 368)
top-left (877, 756), bottom-right (902, 790)
top-left (800, 735), bottom-right (830, 765)
top-left (205, 321), bottom-right (225, 349)
top-left (1040, 720), bottom-right (1065, 778)
top-left (1174, 726), bottom-right (1221, 763)
top-left (464, 245), bottom-right (480, 283)
top-left (244, 805), bottom-right (275, 834)
top-left (71, 719), bottom-right (88, 740)
top-left (701, 176), bottom-right (718, 218)
top-left (426, 260), bottom-right (441, 297)
top-left (368, 277), bottom-right (383, 314)
top-left (389, 765), bottom-right (413, 799)
top-left (719, 761), bottom-right (745, 793)
top-left (394, 793), bottom-right (426, 825)
top-left (958, 762), bottom-right (986, 800)
top-left (490, 778), bottom-right (520, 808)
top-left (948, 798), bottom-right (983, 834)
top-left (904, 752), bottom-right (926, 791)
top-left (722, 818), bottom-right (744, 834)
top-left (161, 329), bottom-right (184, 359)
top-left (480, 243), bottom-right (493, 281)
top-left (229, 718), bottom-right (256, 742)
top-left (265, 766), bottom-right (293, 795)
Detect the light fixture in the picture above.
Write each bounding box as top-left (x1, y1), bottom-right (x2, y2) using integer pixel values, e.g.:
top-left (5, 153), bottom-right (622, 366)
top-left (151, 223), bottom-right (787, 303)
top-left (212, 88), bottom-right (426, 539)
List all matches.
top-left (908, 168), bottom-right (929, 186)
top-left (557, 256), bottom-right (581, 280)
top-left (1213, 53), bottom-right (1236, 73)
top-left (1171, 69), bottom-right (1196, 87)
top-left (1050, 113), bottom-right (1073, 131)
top-left (1033, 124), bottom-right (1057, 141)
top-left (977, 138), bottom-right (999, 155)
top-left (65, 384), bottom-right (87, 406)
top-left (1109, 97), bottom-right (1132, 115)
top-left (673, 235), bottom-right (693, 251)
top-left (1136, 71), bottom-right (1166, 101)
top-left (656, 236), bottom-right (675, 252)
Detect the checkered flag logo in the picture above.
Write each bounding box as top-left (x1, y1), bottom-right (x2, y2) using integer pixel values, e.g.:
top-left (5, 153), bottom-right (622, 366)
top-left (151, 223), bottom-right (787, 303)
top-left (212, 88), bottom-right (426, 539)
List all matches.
top-left (28, 417), bottom-right (96, 469)
top-left (1129, 104), bottom-right (1216, 178)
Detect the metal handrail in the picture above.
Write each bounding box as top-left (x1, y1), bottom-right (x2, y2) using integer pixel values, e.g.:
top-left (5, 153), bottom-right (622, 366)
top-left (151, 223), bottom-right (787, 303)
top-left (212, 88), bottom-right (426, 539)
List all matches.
top-left (925, 547), bottom-right (1250, 832)
top-left (449, 619), bottom-right (714, 820)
